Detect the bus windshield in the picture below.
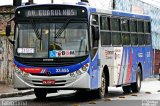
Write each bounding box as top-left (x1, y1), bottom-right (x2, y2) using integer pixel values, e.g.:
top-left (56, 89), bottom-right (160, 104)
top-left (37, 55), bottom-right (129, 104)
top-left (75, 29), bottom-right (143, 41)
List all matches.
top-left (15, 21), bottom-right (89, 58)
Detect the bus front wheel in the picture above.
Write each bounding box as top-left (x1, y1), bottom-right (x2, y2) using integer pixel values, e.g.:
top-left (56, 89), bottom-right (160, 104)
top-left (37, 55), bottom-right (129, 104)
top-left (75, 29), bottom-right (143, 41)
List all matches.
top-left (131, 67), bottom-right (141, 93)
top-left (34, 88), bottom-right (47, 100)
top-left (94, 71), bottom-right (107, 98)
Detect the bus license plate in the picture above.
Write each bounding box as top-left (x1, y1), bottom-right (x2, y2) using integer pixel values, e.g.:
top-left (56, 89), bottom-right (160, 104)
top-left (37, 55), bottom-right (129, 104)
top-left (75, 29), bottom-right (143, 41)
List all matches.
top-left (43, 80), bottom-right (55, 85)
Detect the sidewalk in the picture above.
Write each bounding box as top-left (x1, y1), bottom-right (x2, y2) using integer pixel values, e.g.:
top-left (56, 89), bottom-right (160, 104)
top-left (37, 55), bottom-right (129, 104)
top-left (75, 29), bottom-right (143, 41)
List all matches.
top-left (0, 83), bottom-right (33, 98)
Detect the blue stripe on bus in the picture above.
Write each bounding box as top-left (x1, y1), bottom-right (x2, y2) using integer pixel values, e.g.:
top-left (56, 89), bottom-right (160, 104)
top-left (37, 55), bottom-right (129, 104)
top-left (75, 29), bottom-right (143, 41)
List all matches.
top-left (112, 11), bottom-right (150, 20)
top-left (14, 56), bottom-right (90, 75)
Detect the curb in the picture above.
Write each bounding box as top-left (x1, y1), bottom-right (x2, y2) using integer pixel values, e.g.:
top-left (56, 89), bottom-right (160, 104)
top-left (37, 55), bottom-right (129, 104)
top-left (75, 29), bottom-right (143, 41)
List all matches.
top-left (0, 89), bottom-right (34, 98)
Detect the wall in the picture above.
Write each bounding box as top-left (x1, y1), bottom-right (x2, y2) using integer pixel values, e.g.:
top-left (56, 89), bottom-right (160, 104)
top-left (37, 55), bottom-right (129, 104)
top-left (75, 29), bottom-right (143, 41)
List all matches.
top-left (0, 5), bottom-right (14, 84)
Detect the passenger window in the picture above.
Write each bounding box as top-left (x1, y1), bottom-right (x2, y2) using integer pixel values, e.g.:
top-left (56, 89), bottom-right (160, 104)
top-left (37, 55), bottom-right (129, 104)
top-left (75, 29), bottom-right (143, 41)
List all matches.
top-left (122, 33), bottom-right (130, 45)
top-left (137, 20), bottom-right (144, 32)
top-left (121, 18), bottom-right (129, 31)
top-left (101, 32), bottom-right (111, 45)
top-left (144, 21), bottom-right (150, 33)
top-left (100, 16), bottom-right (110, 30)
top-left (130, 20), bottom-right (137, 32)
top-left (91, 14), bottom-right (99, 25)
top-left (145, 34), bottom-right (151, 45)
top-left (111, 17), bottom-right (120, 31)
top-left (131, 34), bottom-right (138, 45)
top-left (112, 32), bottom-right (121, 45)
top-left (138, 34), bottom-right (145, 45)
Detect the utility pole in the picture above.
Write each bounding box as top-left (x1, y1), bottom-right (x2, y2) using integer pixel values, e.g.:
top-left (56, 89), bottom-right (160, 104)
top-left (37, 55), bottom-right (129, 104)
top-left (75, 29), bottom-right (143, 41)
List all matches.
top-left (51, 0), bottom-right (54, 3)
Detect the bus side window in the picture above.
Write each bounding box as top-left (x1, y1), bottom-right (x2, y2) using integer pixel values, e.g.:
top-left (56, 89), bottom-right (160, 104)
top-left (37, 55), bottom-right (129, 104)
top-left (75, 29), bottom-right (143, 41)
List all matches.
top-left (111, 17), bottom-right (121, 46)
top-left (100, 15), bottom-right (111, 46)
top-left (144, 21), bottom-right (151, 33)
top-left (131, 34), bottom-right (138, 45)
top-left (112, 32), bottom-right (121, 45)
top-left (91, 14), bottom-right (99, 48)
top-left (145, 34), bottom-right (151, 45)
top-left (91, 14), bottom-right (99, 25)
top-left (121, 18), bottom-right (129, 31)
top-left (100, 16), bottom-right (110, 30)
top-left (111, 17), bottom-right (120, 31)
top-left (130, 19), bottom-right (137, 32)
top-left (122, 33), bottom-right (130, 45)
top-left (138, 34), bottom-right (145, 45)
top-left (137, 20), bottom-right (144, 33)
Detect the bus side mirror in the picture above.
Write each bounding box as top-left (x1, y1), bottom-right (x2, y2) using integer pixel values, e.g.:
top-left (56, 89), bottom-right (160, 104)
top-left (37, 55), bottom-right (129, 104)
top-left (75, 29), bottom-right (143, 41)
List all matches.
top-left (91, 26), bottom-right (99, 40)
top-left (6, 24), bottom-right (11, 37)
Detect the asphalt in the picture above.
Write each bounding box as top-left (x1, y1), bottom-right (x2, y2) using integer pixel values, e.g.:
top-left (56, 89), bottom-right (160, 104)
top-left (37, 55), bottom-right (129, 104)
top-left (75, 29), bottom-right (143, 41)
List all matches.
top-left (0, 83), bottom-right (33, 98)
top-left (0, 75), bottom-right (159, 99)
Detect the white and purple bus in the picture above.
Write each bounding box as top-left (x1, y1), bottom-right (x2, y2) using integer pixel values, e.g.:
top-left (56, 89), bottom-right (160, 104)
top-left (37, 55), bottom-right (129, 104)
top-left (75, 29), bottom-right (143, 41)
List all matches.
top-left (6, 2), bottom-right (152, 99)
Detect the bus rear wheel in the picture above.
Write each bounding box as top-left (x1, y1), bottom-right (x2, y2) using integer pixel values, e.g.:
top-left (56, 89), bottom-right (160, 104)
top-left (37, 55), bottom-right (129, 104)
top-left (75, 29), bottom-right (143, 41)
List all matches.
top-left (34, 88), bottom-right (47, 100)
top-left (131, 67), bottom-right (141, 93)
top-left (122, 85), bottom-right (131, 93)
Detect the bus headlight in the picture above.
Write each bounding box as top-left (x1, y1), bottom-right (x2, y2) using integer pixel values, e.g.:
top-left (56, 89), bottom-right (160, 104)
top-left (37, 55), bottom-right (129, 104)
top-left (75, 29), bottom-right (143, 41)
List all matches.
top-left (15, 67), bottom-right (22, 74)
top-left (15, 67), bottom-right (29, 77)
top-left (70, 63), bottom-right (89, 77)
top-left (82, 66), bottom-right (87, 71)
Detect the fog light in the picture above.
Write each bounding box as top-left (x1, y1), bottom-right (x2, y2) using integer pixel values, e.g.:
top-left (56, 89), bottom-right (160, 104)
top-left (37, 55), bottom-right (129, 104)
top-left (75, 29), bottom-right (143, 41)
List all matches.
top-left (76, 70), bottom-right (82, 75)
top-left (22, 72), bottom-right (29, 77)
top-left (70, 73), bottom-right (75, 77)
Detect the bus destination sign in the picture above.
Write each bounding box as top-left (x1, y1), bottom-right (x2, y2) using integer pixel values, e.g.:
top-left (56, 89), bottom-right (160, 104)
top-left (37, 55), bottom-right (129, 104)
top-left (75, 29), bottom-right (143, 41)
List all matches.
top-left (25, 9), bottom-right (78, 17)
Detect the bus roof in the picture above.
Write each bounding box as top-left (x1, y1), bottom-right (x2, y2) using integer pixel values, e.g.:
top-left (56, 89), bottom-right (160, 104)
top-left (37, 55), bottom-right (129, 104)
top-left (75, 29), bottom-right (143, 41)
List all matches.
top-left (16, 3), bottom-right (150, 20)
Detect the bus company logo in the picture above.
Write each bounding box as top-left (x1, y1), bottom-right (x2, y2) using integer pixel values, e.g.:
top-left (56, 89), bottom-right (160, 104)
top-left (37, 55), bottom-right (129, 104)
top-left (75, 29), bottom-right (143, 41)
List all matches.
top-left (49, 50), bottom-right (75, 57)
top-left (46, 71), bottom-right (51, 76)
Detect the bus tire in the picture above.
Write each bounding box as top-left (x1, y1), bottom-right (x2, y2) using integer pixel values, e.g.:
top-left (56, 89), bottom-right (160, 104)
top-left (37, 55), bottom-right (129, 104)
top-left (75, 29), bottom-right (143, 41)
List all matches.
top-left (34, 88), bottom-right (47, 100)
top-left (122, 85), bottom-right (131, 93)
top-left (131, 67), bottom-right (141, 93)
top-left (94, 71), bottom-right (106, 98)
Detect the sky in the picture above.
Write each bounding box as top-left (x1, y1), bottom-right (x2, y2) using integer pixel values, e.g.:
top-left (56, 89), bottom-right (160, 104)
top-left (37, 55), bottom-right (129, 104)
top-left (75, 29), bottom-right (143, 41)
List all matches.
top-left (0, 0), bottom-right (160, 9)
top-left (0, 0), bottom-right (112, 9)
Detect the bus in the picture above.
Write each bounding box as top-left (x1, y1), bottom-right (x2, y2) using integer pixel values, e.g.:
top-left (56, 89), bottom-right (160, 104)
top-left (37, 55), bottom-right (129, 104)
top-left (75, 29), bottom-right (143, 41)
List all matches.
top-left (6, 2), bottom-right (152, 99)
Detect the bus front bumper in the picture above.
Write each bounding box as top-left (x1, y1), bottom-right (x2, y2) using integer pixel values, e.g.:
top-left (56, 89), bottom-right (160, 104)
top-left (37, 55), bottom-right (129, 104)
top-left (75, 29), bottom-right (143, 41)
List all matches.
top-left (14, 72), bottom-right (91, 90)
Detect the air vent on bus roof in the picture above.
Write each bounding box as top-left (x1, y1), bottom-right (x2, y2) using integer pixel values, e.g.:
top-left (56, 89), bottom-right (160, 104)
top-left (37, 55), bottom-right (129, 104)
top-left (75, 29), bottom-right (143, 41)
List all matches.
top-left (77, 0), bottom-right (90, 6)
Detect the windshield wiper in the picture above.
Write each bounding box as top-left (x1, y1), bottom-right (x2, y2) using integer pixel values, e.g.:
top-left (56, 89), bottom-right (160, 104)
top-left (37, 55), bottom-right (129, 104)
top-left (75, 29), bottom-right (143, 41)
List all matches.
top-left (55, 19), bottom-right (70, 38)
top-left (30, 20), bottom-right (42, 40)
